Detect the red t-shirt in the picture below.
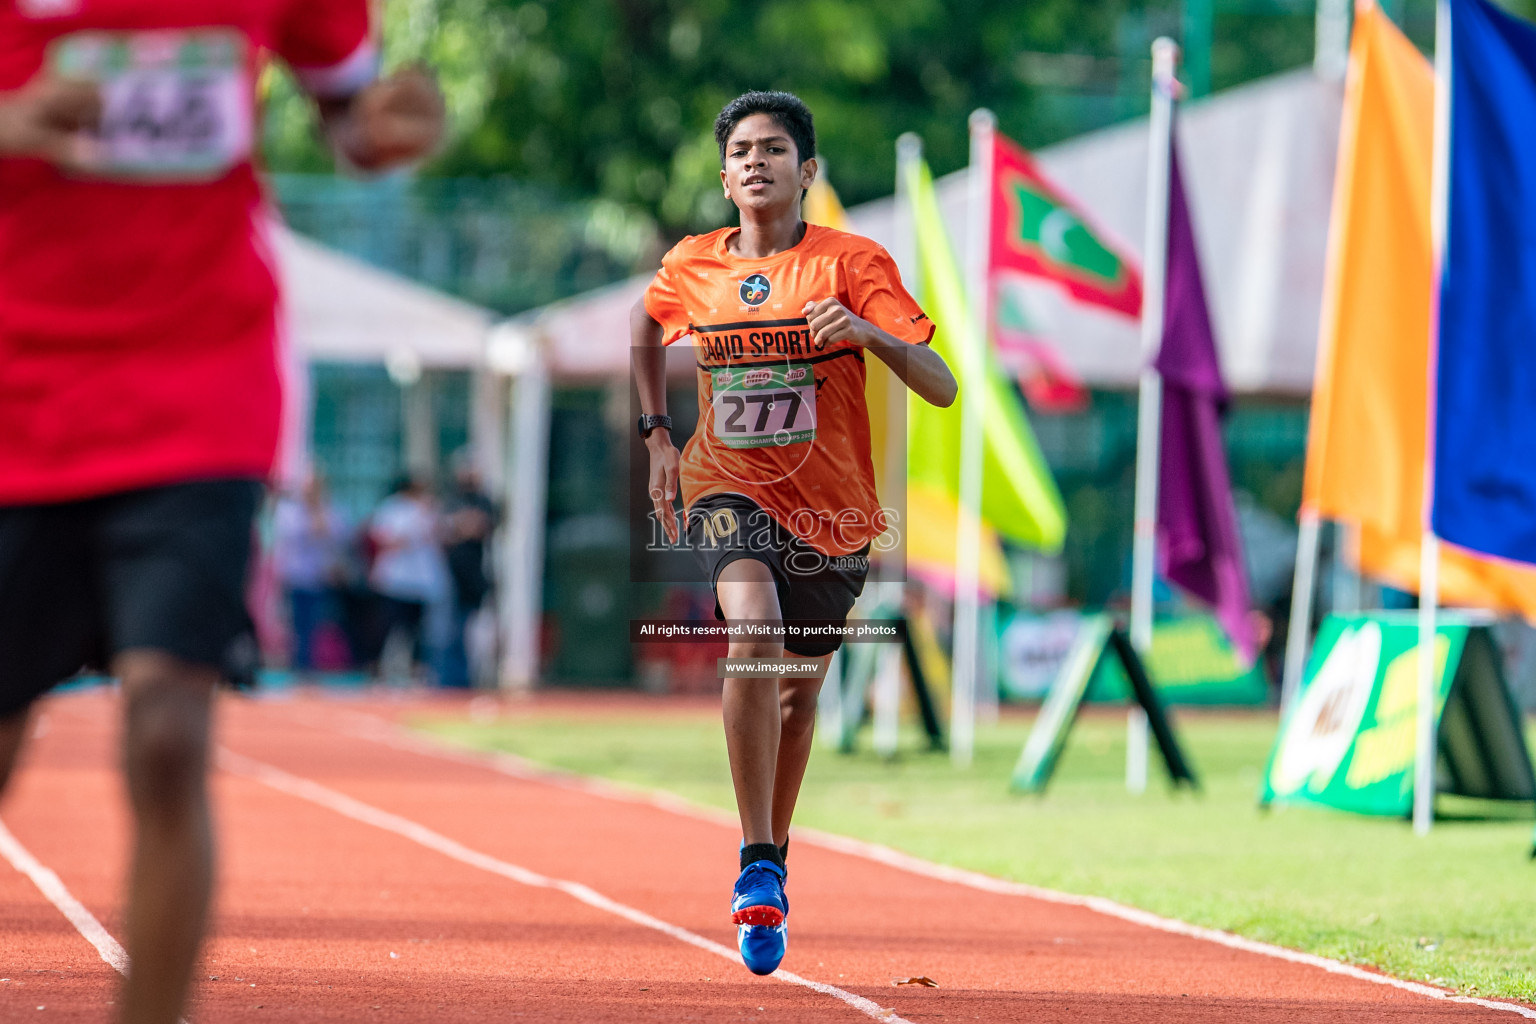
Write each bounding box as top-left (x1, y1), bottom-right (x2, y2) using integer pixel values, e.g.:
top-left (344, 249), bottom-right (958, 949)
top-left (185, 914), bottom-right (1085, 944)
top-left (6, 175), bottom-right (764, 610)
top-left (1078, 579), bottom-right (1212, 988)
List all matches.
top-left (0, 0), bottom-right (376, 504)
top-left (644, 224), bottom-right (933, 556)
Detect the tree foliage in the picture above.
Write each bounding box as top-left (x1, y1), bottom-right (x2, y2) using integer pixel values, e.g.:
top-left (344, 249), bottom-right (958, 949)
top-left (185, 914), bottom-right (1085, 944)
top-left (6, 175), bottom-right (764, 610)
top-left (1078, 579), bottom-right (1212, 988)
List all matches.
top-left (430, 0), bottom-right (1134, 233)
top-left (264, 0), bottom-right (1321, 240)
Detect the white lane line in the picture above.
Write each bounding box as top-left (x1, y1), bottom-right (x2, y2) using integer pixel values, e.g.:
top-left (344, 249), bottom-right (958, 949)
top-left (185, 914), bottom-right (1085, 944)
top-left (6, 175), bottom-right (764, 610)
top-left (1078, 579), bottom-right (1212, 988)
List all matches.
top-left (301, 707), bottom-right (740, 827)
top-left (311, 706), bottom-right (1536, 1020)
top-left (0, 816), bottom-right (130, 974)
top-left (217, 748), bottom-right (911, 1024)
top-left (0, 815), bottom-right (194, 1024)
top-left (794, 828), bottom-right (1536, 1020)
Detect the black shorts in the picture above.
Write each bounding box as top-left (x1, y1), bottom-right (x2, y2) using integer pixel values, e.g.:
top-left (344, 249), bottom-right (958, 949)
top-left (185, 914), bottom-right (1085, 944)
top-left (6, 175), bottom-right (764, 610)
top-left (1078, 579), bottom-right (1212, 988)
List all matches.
top-left (0, 479), bottom-right (264, 717)
top-left (687, 493), bottom-right (869, 658)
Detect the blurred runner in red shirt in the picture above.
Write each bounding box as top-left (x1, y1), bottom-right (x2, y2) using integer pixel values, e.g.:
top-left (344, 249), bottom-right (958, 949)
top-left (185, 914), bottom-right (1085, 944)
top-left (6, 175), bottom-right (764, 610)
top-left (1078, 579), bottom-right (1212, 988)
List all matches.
top-left (0, 3), bottom-right (443, 1021)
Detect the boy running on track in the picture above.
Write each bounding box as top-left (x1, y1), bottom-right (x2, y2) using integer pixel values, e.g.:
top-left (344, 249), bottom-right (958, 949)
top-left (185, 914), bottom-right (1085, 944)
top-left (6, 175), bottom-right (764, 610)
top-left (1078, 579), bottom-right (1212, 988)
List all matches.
top-left (632, 90), bottom-right (956, 976)
top-left (0, 5), bottom-right (442, 1022)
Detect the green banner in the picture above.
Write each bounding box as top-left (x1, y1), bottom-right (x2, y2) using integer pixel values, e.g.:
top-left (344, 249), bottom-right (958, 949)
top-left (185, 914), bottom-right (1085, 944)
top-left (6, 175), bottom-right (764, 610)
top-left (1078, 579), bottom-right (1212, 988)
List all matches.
top-left (998, 611), bottom-right (1268, 705)
top-left (1012, 617), bottom-right (1197, 794)
top-left (1087, 613), bottom-right (1269, 706)
top-left (1260, 612), bottom-right (1536, 816)
top-left (1011, 615), bottom-right (1113, 792)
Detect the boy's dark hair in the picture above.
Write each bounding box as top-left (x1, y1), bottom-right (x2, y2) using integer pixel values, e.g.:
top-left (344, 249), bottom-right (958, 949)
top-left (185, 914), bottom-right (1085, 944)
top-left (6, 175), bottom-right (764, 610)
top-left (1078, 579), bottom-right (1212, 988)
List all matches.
top-left (713, 91), bottom-right (816, 171)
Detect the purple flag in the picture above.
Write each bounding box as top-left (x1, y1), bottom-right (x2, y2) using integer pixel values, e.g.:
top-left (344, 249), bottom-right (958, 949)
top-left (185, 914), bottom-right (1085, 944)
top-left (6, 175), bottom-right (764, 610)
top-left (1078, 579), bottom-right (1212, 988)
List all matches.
top-left (1154, 133), bottom-right (1258, 663)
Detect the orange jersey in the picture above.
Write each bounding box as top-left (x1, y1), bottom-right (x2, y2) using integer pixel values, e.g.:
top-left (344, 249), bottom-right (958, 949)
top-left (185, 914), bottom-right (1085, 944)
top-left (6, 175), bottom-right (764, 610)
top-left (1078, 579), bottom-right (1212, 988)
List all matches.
top-left (644, 224), bottom-right (933, 556)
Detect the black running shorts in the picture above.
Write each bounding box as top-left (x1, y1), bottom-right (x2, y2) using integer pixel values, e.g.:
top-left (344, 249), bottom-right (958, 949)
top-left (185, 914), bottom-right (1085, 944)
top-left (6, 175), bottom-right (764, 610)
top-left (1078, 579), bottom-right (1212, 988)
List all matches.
top-left (0, 479), bottom-right (264, 717)
top-left (687, 493), bottom-right (869, 658)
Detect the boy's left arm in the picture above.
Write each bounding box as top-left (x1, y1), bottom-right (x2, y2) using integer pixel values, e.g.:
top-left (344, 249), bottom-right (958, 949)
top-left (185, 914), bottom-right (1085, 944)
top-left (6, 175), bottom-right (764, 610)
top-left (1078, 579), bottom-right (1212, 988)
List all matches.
top-left (802, 298), bottom-right (957, 408)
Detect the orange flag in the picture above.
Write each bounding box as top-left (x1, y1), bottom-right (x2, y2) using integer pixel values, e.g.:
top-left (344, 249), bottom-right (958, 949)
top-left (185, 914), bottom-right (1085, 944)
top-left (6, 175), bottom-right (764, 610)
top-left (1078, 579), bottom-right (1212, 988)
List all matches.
top-left (1305, 1), bottom-right (1536, 616)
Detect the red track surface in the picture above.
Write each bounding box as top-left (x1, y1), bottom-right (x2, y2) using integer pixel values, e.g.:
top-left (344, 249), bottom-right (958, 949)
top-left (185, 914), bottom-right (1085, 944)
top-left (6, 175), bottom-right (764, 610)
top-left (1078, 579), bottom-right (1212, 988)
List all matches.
top-left (1, 688), bottom-right (1531, 1022)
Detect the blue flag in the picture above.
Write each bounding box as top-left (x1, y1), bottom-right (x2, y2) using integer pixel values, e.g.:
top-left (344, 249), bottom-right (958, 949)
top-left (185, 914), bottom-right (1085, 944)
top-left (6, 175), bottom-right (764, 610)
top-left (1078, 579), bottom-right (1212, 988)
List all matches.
top-left (1433, 0), bottom-right (1536, 564)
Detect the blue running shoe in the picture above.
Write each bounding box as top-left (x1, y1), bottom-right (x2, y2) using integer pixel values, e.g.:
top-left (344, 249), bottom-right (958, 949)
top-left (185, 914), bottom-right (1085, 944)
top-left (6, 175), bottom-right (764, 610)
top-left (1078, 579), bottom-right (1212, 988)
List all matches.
top-left (731, 859), bottom-right (789, 974)
top-left (738, 916), bottom-right (788, 976)
top-left (731, 859), bottom-right (787, 927)
top-left (731, 847), bottom-right (786, 976)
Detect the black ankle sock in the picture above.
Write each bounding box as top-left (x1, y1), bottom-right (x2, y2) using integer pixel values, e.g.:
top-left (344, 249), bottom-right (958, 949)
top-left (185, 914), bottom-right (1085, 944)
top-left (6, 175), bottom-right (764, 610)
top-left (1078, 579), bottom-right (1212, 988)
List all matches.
top-left (741, 842), bottom-right (785, 872)
top-left (779, 838), bottom-right (788, 863)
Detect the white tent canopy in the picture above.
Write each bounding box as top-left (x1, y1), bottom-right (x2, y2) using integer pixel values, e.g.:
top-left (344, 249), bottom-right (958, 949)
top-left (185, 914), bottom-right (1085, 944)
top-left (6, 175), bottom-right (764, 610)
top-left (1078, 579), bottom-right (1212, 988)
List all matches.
top-left (504, 273), bottom-right (652, 379)
top-left (273, 223), bottom-right (495, 369)
top-left (520, 68), bottom-right (1340, 394)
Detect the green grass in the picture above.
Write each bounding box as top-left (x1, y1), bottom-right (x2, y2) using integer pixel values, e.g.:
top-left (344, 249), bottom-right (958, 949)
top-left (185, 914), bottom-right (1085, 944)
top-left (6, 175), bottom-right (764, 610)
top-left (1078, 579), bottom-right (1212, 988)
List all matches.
top-left (414, 704), bottom-right (1536, 1001)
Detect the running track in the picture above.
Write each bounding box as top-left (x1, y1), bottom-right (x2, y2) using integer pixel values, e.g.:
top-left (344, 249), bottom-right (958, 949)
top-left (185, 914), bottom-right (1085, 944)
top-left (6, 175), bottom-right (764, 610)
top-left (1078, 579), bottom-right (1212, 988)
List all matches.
top-left (1, 690), bottom-right (1531, 1022)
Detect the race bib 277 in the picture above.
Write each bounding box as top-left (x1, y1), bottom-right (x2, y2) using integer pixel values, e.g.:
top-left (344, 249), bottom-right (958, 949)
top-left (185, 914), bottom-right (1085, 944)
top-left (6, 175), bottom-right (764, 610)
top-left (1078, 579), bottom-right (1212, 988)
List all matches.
top-left (710, 363), bottom-right (817, 449)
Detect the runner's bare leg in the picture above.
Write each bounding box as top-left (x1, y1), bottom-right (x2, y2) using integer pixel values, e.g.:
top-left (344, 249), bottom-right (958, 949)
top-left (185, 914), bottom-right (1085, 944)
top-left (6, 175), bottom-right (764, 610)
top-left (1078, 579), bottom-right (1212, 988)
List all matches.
top-left (717, 557), bottom-right (785, 848)
top-left (0, 708), bottom-right (29, 794)
top-left (771, 664), bottom-right (829, 846)
top-left (115, 650), bottom-right (218, 1024)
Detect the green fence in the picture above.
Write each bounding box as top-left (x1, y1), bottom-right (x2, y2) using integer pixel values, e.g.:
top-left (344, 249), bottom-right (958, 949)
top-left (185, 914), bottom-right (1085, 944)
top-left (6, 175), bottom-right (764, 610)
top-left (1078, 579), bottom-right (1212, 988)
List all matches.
top-left (308, 365), bottom-right (472, 522)
top-left (270, 175), bottom-right (647, 316)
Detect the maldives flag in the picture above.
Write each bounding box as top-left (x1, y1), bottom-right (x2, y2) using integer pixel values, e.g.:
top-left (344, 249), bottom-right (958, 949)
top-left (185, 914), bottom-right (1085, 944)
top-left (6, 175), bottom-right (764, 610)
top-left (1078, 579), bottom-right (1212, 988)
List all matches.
top-left (990, 133), bottom-right (1142, 318)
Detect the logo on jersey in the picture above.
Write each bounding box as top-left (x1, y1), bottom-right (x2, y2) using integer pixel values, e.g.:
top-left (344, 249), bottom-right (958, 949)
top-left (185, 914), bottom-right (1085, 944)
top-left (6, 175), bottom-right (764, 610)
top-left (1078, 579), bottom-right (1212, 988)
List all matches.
top-left (697, 506), bottom-right (739, 545)
top-left (740, 274), bottom-right (771, 306)
top-left (19, 0), bottom-right (80, 16)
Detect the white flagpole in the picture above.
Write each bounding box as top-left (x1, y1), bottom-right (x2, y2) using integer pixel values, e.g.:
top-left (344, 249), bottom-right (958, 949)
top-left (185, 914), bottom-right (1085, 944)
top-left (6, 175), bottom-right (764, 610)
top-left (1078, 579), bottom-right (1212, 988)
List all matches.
top-left (499, 334), bottom-right (550, 692)
top-left (1414, 0), bottom-right (1453, 837)
top-left (1331, 521), bottom-right (1364, 614)
top-left (830, 132), bottom-right (923, 752)
top-left (880, 142), bottom-right (919, 591)
top-left (1414, 534), bottom-right (1440, 834)
top-left (1280, 510), bottom-right (1322, 717)
top-left (950, 109), bottom-right (995, 769)
top-left (872, 644), bottom-right (904, 758)
top-left (894, 137), bottom-right (924, 614)
top-left (1128, 38), bottom-right (1180, 793)
top-left (1314, 0), bottom-right (1351, 83)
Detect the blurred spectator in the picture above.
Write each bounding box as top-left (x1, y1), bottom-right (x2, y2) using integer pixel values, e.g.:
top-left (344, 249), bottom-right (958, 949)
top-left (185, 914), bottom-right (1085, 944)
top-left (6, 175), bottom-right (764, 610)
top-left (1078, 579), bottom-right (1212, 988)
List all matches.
top-left (271, 472), bottom-right (352, 673)
top-left (365, 476), bottom-right (450, 680)
top-left (438, 455), bottom-right (499, 689)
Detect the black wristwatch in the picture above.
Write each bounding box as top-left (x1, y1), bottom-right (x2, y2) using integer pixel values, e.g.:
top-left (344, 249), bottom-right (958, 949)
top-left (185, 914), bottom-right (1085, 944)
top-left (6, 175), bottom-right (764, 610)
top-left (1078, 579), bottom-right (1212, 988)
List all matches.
top-left (637, 414), bottom-right (673, 439)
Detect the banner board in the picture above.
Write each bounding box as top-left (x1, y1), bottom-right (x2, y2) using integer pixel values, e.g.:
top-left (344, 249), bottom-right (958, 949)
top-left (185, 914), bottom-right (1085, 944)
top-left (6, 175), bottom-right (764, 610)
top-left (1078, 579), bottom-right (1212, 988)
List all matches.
top-left (997, 610), bottom-right (1083, 699)
top-left (1260, 612), bottom-right (1535, 817)
top-left (1087, 613), bottom-right (1269, 705)
top-left (828, 604), bottom-right (945, 754)
top-left (999, 611), bottom-right (1268, 705)
top-left (1012, 616), bottom-right (1198, 793)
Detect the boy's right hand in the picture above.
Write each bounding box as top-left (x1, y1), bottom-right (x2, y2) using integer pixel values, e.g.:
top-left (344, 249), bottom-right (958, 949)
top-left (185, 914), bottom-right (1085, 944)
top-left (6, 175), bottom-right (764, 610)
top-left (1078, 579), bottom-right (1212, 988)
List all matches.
top-left (647, 435), bottom-right (681, 545)
top-left (0, 74), bottom-right (101, 164)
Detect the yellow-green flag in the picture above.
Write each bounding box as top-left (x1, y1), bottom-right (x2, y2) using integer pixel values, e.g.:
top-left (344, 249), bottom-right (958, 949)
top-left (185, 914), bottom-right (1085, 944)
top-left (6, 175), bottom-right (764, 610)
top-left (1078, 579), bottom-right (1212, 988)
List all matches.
top-left (804, 171), bottom-right (901, 505)
top-left (906, 158), bottom-right (1067, 554)
top-left (809, 167), bottom-right (1013, 595)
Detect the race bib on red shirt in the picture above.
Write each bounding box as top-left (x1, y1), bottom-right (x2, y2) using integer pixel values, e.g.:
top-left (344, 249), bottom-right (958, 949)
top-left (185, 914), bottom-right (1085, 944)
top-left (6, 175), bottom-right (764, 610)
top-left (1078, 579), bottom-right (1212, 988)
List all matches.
top-left (49, 29), bottom-right (253, 181)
